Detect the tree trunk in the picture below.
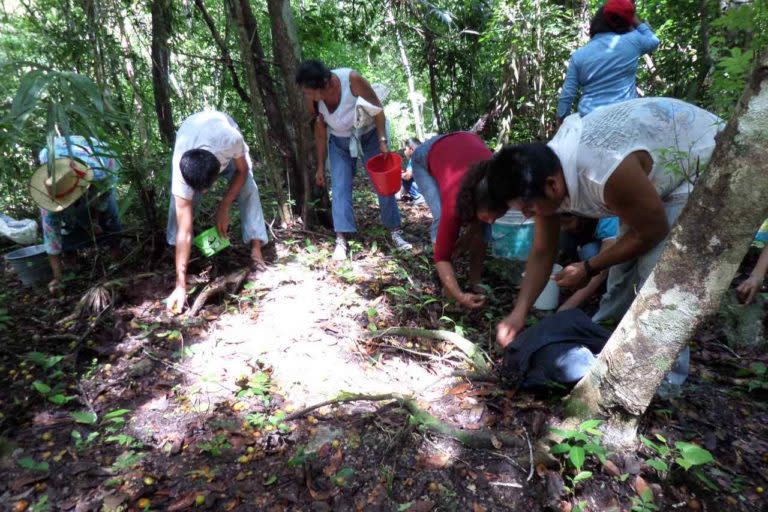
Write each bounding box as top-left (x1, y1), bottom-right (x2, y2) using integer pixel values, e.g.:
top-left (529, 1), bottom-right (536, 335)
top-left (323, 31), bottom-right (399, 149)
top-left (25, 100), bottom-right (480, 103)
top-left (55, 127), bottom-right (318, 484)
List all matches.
top-left (565, 51), bottom-right (768, 450)
top-left (424, 30), bottom-right (444, 133)
top-left (386, 1), bottom-right (424, 140)
top-left (150, 0), bottom-right (175, 146)
top-left (227, 0), bottom-right (296, 226)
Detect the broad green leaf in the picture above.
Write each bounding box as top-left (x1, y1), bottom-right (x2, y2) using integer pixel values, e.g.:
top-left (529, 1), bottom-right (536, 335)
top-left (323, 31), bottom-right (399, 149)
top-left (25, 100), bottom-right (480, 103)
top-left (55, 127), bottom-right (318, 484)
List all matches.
top-left (263, 474), bottom-right (277, 486)
top-left (17, 457), bottom-right (49, 472)
top-left (578, 419), bottom-right (602, 431)
top-left (70, 411), bottom-right (98, 425)
top-left (32, 381), bottom-right (51, 395)
top-left (675, 442), bottom-right (714, 466)
top-left (550, 443), bottom-right (571, 455)
top-left (675, 457), bottom-right (693, 471)
top-left (48, 394), bottom-right (74, 405)
top-left (569, 446), bottom-right (586, 471)
top-left (103, 409), bottom-right (131, 420)
top-left (571, 470), bottom-right (592, 483)
top-left (646, 458), bottom-right (669, 472)
top-left (549, 427), bottom-right (577, 440)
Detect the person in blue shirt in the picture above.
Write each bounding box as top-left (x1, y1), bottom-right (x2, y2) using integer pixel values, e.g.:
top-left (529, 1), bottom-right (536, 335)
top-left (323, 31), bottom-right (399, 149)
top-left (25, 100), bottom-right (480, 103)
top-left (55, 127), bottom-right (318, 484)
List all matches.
top-left (400, 137), bottom-right (424, 204)
top-left (558, 215), bottom-right (619, 312)
top-left (556, 0), bottom-right (659, 123)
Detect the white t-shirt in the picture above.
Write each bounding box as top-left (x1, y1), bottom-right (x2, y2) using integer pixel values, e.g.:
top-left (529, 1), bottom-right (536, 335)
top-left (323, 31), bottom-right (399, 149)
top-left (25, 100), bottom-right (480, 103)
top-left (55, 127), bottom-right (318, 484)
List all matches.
top-left (171, 111), bottom-right (252, 200)
top-left (549, 97), bottom-right (724, 218)
top-left (317, 68), bottom-right (357, 137)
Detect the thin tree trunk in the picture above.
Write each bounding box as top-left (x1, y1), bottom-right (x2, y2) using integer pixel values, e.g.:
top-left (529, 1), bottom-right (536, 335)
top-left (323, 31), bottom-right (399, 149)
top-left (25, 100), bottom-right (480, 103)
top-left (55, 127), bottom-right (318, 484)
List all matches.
top-left (227, 0), bottom-right (296, 226)
top-left (150, 0), bottom-right (175, 146)
top-left (565, 51), bottom-right (768, 450)
top-left (424, 30), bottom-right (444, 133)
top-left (193, 0), bottom-right (251, 105)
top-left (266, 0), bottom-right (331, 227)
top-left (80, 0), bottom-right (106, 90)
top-left (386, 1), bottom-right (424, 140)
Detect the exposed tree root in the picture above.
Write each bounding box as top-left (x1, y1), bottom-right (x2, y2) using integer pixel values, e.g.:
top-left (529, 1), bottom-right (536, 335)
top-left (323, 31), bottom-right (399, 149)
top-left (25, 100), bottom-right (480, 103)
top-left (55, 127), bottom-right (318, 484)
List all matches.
top-left (187, 268), bottom-right (248, 317)
top-left (60, 272), bottom-right (157, 322)
top-left (285, 392), bottom-right (524, 451)
top-left (367, 327), bottom-right (491, 372)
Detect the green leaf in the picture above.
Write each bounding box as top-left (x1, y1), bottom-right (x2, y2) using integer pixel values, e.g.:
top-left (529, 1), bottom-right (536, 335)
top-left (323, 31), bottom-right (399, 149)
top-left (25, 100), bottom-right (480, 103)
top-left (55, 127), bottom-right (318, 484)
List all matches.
top-left (550, 427), bottom-right (577, 440)
top-left (751, 361), bottom-right (767, 376)
top-left (70, 411), bottom-right (98, 425)
top-left (47, 394), bottom-right (74, 405)
top-left (578, 419), bottom-right (602, 431)
top-left (398, 503), bottom-right (414, 512)
top-left (647, 458), bottom-right (669, 472)
top-left (331, 467), bottom-right (355, 486)
top-left (263, 474), bottom-right (277, 486)
top-left (550, 443), bottom-right (571, 455)
top-left (569, 446), bottom-right (586, 471)
top-left (103, 409), bottom-right (131, 420)
top-left (17, 457), bottom-right (49, 472)
top-left (571, 470), bottom-right (592, 484)
top-left (32, 381), bottom-right (51, 395)
top-left (675, 457), bottom-right (693, 471)
top-left (654, 433), bottom-right (667, 444)
top-left (675, 442), bottom-right (714, 466)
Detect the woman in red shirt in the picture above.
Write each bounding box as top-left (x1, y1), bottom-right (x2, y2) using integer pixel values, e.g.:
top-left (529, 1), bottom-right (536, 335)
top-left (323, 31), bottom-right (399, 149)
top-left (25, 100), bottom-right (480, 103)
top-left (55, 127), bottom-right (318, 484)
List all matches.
top-left (411, 132), bottom-right (507, 309)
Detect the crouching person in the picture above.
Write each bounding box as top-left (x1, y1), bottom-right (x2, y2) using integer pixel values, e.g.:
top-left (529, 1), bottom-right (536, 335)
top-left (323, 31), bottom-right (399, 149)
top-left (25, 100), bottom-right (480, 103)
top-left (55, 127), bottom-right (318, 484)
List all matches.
top-left (165, 111), bottom-right (268, 314)
top-left (30, 136), bottom-right (123, 296)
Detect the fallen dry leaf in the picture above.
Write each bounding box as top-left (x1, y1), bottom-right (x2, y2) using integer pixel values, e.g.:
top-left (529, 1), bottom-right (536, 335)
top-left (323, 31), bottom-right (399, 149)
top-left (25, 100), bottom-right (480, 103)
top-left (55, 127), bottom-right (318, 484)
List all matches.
top-left (634, 475), bottom-right (650, 497)
top-left (448, 383), bottom-right (471, 395)
top-left (417, 453), bottom-right (451, 469)
top-left (168, 491), bottom-right (199, 511)
top-left (407, 500), bottom-right (435, 512)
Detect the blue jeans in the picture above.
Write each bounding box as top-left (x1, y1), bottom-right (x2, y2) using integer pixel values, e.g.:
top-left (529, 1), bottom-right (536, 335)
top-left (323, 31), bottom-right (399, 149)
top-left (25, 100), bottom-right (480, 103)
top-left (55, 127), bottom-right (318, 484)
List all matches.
top-left (410, 135), bottom-right (491, 244)
top-left (166, 162), bottom-right (268, 246)
top-left (327, 129), bottom-right (401, 233)
top-left (402, 178), bottom-right (421, 199)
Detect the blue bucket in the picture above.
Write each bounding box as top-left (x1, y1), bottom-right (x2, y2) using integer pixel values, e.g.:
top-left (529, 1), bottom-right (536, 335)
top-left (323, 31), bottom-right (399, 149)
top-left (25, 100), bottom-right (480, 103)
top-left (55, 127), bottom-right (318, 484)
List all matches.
top-left (491, 211), bottom-right (534, 261)
top-left (4, 244), bottom-right (52, 286)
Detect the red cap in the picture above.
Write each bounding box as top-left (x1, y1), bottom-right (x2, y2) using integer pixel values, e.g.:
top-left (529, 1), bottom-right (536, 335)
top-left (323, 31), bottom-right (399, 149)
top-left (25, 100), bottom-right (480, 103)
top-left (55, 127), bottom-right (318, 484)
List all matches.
top-left (604, 0), bottom-right (635, 27)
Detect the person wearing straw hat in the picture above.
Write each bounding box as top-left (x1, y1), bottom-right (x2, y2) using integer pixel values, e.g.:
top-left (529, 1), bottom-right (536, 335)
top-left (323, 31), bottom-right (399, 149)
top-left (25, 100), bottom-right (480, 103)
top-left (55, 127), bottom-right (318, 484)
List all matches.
top-left (31, 136), bottom-right (123, 296)
top-left (165, 110), bottom-right (269, 314)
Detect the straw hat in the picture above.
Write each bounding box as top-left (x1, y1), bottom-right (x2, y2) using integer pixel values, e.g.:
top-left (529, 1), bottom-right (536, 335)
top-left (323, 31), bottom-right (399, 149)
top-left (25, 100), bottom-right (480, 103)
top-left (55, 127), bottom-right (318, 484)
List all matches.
top-left (29, 158), bottom-right (93, 212)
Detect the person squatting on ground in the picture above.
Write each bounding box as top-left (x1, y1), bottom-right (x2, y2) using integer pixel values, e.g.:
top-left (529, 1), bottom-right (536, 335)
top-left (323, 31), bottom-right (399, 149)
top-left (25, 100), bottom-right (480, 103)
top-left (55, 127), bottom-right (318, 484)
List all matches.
top-left (165, 110), bottom-right (269, 314)
top-left (400, 137), bottom-right (424, 203)
top-left (295, 59), bottom-right (412, 261)
top-left (459, 98), bottom-right (724, 388)
top-left (410, 132), bottom-right (506, 309)
top-left (556, 0), bottom-right (659, 123)
top-left (30, 136), bottom-right (123, 296)
top-left (557, 214), bottom-right (618, 311)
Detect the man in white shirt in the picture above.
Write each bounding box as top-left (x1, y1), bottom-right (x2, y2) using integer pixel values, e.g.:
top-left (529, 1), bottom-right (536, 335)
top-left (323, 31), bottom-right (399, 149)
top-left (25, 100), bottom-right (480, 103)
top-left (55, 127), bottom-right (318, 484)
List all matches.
top-left (165, 110), bottom-right (268, 313)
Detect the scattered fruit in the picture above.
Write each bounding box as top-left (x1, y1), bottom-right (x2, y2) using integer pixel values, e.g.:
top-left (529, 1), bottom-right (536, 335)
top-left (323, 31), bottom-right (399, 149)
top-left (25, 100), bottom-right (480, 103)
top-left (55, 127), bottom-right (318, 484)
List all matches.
top-left (13, 500), bottom-right (29, 512)
top-left (137, 498), bottom-right (151, 509)
top-left (195, 494), bottom-right (206, 506)
top-left (143, 476), bottom-right (155, 486)
top-left (41, 432), bottom-right (52, 441)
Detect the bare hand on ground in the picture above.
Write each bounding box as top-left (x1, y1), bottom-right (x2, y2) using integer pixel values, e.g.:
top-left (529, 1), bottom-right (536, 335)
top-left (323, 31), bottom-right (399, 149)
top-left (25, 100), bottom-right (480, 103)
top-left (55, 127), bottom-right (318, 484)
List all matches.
top-left (459, 292), bottom-right (486, 310)
top-left (215, 205), bottom-right (230, 238)
top-left (165, 285), bottom-right (187, 315)
top-left (496, 311), bottom-right (525, 347)
top-left (737, 276), bottom-right (761, 304)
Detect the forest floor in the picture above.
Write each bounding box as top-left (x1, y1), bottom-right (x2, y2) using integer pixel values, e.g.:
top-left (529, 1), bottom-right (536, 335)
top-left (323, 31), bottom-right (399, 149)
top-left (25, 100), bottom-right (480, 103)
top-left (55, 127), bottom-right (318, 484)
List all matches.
top-left (1, 189), bottom-right (767, 512)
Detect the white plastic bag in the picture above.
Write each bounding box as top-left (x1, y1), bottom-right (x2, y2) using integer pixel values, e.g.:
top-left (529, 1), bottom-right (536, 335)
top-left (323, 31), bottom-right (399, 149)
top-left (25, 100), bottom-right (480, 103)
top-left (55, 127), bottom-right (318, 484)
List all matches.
top-left (0, 214), bottom-right (38, 245)
top-left (351, 84), bottom-right (390, 158)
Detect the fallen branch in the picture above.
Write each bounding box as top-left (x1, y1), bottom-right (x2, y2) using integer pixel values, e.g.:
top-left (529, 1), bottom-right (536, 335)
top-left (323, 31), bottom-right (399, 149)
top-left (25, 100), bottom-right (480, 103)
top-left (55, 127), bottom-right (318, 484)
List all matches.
top-left (285, 392), bottom-right (523, 450)
top-left (187, 268), bottom-right (248, 317)
top-left (367, 327), bottom-right (490, 372)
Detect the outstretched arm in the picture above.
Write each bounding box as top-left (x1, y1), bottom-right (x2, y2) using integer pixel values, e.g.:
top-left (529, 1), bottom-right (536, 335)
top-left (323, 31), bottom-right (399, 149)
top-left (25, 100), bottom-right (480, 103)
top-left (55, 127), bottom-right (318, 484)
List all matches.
top-left (166, 196), bottom-right (194, 314)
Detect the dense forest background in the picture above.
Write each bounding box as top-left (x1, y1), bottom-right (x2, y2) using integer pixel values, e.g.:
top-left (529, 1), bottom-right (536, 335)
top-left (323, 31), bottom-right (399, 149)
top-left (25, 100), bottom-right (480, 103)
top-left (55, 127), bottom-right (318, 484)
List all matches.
top-left (1, 0), bottom-right (766, 230)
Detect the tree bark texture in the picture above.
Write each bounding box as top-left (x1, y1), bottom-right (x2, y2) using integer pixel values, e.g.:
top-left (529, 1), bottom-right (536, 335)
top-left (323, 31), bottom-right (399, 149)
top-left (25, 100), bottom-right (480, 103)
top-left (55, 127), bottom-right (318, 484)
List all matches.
top-left (227, 0), bottom-right (297, 225)
top-left (566, 51), bottom-right (768, 449)
top-left (265, 0), bottom-right (323, 226)
top-left (150, 0), bottom-right (175, 146)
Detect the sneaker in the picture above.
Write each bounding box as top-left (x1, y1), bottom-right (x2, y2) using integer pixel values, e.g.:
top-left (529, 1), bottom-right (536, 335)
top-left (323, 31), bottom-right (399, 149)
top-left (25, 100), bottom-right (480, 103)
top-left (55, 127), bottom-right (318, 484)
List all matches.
top-left (390, 229), bottom-right (413, 252)
top-left (332, 237), bottom-right (348, 261)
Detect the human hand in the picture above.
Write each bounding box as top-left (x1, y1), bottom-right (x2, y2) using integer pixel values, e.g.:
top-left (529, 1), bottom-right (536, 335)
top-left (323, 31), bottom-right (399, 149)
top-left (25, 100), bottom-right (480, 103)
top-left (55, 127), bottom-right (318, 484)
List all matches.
top-left (48, 278), bottom-right (63, 297)
top-left (554, 262), bottom-right (588, 290)
top-left (315, 167), bottom-right (326, 188)
top-left (379, 139), bottom-right (389, 154)
top-left (496, 310), bottom-right (526, 347)
top-left (737, 276), bottom-right (762, 304)
top-left (402, 169), bottom-right (413, 181)
top-left (459, 292), bottom-right (486, 310)
top-left (165, 285), bottom-right (187, 315)
top-left (215, 204), bottom-right (231, 239)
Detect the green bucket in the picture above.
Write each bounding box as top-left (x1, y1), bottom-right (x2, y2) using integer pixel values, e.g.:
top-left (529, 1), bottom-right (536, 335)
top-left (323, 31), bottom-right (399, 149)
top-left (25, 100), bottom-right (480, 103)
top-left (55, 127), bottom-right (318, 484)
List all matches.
top-left (193, 227), bottom-right (231, 257)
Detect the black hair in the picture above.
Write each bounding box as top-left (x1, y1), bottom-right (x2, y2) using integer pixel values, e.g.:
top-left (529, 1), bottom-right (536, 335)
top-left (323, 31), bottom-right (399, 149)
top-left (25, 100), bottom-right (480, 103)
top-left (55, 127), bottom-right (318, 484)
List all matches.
top-left (404, 137), bottom-right (422, 150)
top-left (456, 159), bottom-right (507, 224)
top-left (295, 59), bottom-right (332, 89)
top-left (589, 7), bottom-right (632, 38)
top-left (483, 143), bottom-right (561, 205)
top-left (179, 149), bottom-right (220, 192)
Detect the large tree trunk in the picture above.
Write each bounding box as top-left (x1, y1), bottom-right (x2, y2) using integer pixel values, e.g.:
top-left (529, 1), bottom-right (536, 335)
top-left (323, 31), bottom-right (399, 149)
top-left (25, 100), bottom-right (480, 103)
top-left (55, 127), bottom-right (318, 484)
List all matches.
top-left (386, 1), bottom-right (424, 140)
top-left (227, 0), bottom-right (297, 226)
top-left (150, 0), bottom-right (175, 145)
top-left (565, 51), bottom-right (768, 450)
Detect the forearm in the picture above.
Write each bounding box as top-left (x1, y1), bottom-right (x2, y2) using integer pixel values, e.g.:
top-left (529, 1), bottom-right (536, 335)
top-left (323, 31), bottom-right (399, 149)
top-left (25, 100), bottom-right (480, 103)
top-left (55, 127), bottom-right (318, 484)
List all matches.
top-left (222, 169), bottom-right (246, 207)
top-left (48, 254), bottom-right (63, 280)
top-left (515, 248), bottom-right (557, 314)
top-left (374, 112), bottom-right (386, 142)
top-left (314, 123), bottom-right (327, 169)
top-left (751, 246), bottom-right (768, 280)
top-left (174, 231), bottom-right (192, 288)
top-left (468, 236), bottom-right (487, 285)
top-left (559, 271), bottom-right (607, 310)
top-left (589, 229), bottom-right (659, 272)
top-left (436, 260), bottom-right (464, 301)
